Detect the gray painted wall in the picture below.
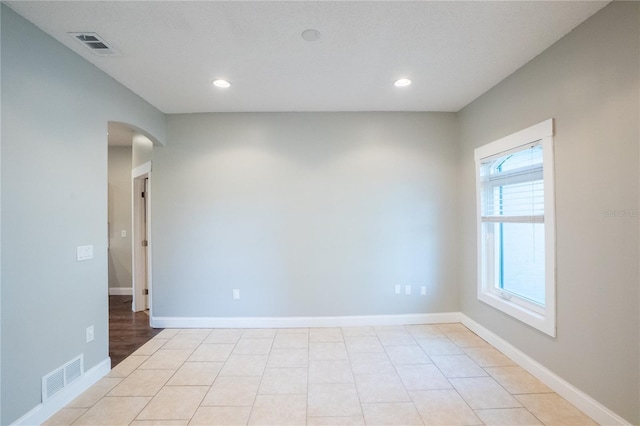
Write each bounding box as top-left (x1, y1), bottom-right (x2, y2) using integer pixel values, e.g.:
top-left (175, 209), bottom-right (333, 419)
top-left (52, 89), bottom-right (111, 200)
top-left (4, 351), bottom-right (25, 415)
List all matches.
top-left (457, 2), bottom-right (639, 423)
top-left (0, 6), bottom-right (165, 424)
top-left (153, 112), bottom-right (459, 318)
top-left (108, 147), bottom-right (133, 290)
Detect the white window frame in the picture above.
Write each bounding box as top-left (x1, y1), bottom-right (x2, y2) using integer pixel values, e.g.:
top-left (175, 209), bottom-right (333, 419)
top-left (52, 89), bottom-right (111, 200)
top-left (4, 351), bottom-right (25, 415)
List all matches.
top-left (474, 119), bottom-right (556, 337)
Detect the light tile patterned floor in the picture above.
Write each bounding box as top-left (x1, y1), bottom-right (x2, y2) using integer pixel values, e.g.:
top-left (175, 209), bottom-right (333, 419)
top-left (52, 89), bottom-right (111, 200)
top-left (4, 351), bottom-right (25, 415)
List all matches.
top-left (44, 324), bottom-right (599, 426)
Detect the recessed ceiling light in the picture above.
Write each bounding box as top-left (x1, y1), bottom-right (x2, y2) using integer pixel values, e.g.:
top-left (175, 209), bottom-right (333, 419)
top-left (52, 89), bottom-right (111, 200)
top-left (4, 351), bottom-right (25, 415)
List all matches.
top-left (212, 79), bottom-right (231, 88)
top-left (301, 29), bottom-right (321, 42)
top-left (394, 78), bottom-right (412, 87)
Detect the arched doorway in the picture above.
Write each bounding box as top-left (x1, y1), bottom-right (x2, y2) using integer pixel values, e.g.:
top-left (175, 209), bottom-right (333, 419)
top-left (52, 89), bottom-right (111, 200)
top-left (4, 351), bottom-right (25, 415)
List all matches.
top-left (107, 121), bottom-right (160, 366)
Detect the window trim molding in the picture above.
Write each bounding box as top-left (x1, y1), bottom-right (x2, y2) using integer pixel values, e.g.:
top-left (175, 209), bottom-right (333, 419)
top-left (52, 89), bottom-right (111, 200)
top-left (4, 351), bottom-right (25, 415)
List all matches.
top-left (474, 119), bottom-right (556, 337)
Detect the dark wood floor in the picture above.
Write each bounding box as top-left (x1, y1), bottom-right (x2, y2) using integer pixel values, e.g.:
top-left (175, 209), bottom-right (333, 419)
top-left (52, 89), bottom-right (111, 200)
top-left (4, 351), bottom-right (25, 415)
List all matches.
top-left (109, 295), bottom-right (163, 367)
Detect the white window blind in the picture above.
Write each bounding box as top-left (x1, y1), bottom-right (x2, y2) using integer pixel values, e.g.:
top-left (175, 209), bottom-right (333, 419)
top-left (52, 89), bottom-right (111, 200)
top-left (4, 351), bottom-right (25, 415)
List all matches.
top-left (479, 144), bottom-right (544, 223)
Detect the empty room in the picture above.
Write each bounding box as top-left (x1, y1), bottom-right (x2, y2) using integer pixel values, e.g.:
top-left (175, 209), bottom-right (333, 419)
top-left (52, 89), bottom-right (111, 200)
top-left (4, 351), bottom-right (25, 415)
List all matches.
top-left (1, 1), bottom-right (638, 425)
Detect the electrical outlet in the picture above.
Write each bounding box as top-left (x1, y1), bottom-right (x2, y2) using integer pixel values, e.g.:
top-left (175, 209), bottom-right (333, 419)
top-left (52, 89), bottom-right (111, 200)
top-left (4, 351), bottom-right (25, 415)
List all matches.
top-left (420, 286), bottom-right (427, 296)
top-left (405, 285), bottom-right (412, 295)
top-left (86, 325), bottom-right (94, 343)
top-left (394, 285), bottom-right (401, 295)
top-left (76, 245), bottom-right (94, 261)
top-left (232, 289), bottom-right (240, 300)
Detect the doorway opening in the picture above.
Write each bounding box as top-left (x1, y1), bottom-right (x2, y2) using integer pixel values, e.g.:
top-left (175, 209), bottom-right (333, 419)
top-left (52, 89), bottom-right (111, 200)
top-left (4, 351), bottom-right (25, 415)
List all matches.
top-left (107, 122), bottom-right (159, 365)
top-left (132, 162), bottom-right (151, 314)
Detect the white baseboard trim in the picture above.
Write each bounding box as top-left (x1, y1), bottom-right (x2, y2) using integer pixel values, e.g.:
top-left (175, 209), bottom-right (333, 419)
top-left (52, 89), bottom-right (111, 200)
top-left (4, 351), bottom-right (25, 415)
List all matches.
top-left (150, 312), bottom-right (462, 329)
top-left (12, 357), bottom-right (111, 426)
top-left (460, 314), bottom-right (630, 426)
top-left (109, 287), bottom-right (133, 296)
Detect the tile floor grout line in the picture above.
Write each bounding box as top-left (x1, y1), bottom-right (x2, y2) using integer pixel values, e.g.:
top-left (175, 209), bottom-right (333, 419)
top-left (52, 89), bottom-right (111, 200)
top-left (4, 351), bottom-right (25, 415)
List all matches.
top-left (399, 324), bottom-right (428, 426)
top-left (193, 329), bottom-right (242, 424)
top-left (304, 329), bottom-right (310, 426)
top-left (460, 326), bottom-right (553, 423)
top-left (226, 328), bottom-right (248, 424)
top-left (428, 325), bottom-right (485, 425)
top-left (94, 333), bottom-right (172, 425)
top-left (188, 380), bottom-right (210, 425)
top-left (241, 328), bottom-right (278, 425)
top-left (341, 326), bottom-right (366, 424)
top-left (479, 359), bottom-right (526, 409)
top-left (189, 335), bottom-right (220, 425)
top-left (139, 328), bottom-right (195, 424)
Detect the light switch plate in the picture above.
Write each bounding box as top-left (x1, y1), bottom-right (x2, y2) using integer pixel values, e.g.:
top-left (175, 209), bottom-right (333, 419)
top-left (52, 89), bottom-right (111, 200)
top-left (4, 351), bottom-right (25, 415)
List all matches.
top-left (420, 286), bottom-right (427, 296)
top-left (121, 230), bottom-right (127, 238)
top-left (86, 325), bottom-right (94, 343)
top-left (394, 285), bottom-right (401, 295)
top-left (76, 245), bottom-right (94, 261)
top-left (232, 289), bottom-right (240, 300)
top-left (405, 285), bottom-right (412, 295)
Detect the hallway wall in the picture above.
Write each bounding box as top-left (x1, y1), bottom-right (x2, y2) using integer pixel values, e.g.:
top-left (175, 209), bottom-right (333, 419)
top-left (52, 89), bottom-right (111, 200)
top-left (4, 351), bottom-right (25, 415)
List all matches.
top-left (108, 146), bottom-right (133, 291)
top-left (1, 6), bottom-right (165, 423)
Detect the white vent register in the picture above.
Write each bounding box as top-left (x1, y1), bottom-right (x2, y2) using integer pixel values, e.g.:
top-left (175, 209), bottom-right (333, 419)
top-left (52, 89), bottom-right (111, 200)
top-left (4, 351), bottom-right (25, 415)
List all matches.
top-left (68, 32), bottom-right (120, 56)
top-left (42, 354), bottom-right (84, 401)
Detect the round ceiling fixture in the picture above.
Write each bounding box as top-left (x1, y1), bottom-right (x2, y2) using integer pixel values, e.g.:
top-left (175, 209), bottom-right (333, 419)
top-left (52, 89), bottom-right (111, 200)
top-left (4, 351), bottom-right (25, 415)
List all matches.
top-left (301, 29), bottom-right (321, 42)
top-left (394, 78), bottom-right (412, 87)
top-left (212, 79), bottom-right (231, 88)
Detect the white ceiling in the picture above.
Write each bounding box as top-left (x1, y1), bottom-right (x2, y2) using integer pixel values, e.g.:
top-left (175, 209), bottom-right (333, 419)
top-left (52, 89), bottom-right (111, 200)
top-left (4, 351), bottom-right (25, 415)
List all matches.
top-left (8, 1), bottom-right (608, 114)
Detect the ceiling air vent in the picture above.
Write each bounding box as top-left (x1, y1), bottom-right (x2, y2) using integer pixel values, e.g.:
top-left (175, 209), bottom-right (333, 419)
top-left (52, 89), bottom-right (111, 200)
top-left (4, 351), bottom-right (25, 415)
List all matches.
top-left (68, 32), bottom-right (120, 56)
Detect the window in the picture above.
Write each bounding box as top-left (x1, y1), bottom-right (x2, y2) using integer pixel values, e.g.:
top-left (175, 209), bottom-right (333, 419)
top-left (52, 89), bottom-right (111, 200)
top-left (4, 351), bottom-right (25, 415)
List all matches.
top-left (474, 119), bottom-right (556, 336)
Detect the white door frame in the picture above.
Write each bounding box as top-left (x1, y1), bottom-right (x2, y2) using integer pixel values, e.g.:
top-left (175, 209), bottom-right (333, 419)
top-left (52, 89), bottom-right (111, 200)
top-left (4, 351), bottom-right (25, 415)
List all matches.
top-left (132, 161), bottom-right (152, 315)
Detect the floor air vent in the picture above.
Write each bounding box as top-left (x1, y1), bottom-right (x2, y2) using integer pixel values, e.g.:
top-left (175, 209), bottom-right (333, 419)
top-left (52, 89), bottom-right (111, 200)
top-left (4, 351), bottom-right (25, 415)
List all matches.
top-left (42, 354), bottom-right (84, 401)
top-left (68, 32), bottom-right (120, 56)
